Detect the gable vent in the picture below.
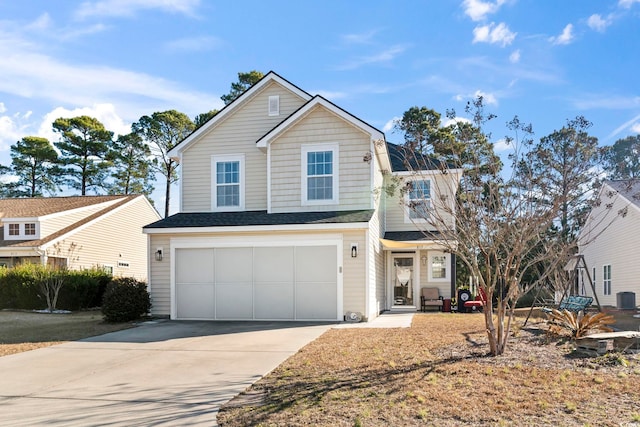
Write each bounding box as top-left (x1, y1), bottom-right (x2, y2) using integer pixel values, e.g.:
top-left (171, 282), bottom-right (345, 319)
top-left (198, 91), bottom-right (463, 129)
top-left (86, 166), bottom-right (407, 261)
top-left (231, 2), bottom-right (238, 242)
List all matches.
top-left (268, 95), bottom-right (280, 116)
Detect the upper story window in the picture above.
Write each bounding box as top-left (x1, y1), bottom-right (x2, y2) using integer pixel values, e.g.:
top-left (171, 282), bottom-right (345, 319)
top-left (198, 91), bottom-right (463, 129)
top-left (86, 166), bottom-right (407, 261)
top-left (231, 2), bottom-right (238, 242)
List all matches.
top-left (268, 95), bottom-right (280, 116)
top-left (4, 222), bottom-right (39, 240)
top-left (211, 154), bottom-right (245, 211)
top-left (301, 144), bottom-right (339, 205)
top-left (25, 223), bottom-right (36, 236)
top-left (8, 224), bottom-right (19, 236)
top-left (407, 179), bottom-right (431, 221)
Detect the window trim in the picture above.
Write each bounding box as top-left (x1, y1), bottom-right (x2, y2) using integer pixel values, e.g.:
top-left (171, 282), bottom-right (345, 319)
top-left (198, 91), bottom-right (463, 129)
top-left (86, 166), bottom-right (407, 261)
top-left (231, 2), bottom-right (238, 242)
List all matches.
top-left (4, 222), bottom-right (40, 240)
top-left (211, 154), bottom-right (245, 212)
top-left (8, 223), bottom-right (19, 236)
top-left (268, 95), bottom-right (280, 116)
top-left (603, 264), bottom-right (612, 296)
top-left (428, 252), bottom-right (449, 282)
top-left (404, 178), bottom-right (432, 224)
top-left (301, 143), bottom-right (339, 206)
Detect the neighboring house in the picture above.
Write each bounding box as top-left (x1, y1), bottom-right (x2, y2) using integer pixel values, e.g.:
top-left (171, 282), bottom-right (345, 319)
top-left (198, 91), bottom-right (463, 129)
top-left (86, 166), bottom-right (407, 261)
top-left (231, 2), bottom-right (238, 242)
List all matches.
top-left (144, 72), bottom-right (462, 322)
top-left (578, 179), bottom-right (640, 307)
top-left (0, 195), bottom-right (161, 279)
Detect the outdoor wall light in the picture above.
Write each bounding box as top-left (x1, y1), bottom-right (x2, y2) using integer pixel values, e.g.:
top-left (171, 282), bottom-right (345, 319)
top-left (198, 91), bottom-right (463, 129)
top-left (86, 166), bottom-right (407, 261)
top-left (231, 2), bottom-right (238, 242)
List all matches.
top-left (350, 243), bottom-right (358, 258)
top-left (421, 255), bottom-right (427, 266)
top-left (155, 248), bottom-right (163, 261)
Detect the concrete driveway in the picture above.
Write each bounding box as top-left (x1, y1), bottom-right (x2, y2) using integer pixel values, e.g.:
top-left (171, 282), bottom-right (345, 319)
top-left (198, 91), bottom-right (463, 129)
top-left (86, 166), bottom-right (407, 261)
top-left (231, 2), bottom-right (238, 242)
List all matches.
top-left (0, 320), bottom-right (332, 426)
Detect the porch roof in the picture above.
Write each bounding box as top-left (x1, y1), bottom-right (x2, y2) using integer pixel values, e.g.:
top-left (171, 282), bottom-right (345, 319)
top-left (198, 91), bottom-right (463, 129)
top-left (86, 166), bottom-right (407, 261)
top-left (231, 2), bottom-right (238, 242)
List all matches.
top-left (381, 230), bottom-right (452, 250)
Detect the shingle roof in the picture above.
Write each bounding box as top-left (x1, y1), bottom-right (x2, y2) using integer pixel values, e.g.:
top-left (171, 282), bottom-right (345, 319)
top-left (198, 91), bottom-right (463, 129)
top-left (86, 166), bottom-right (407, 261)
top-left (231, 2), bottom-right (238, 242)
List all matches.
top-left (144, 209), bottom-right (374, 229)
top-left (0, 195), bottom-right (131, 219)
top-left (384, 230), bottom-right (449, 241)
top-left (386, 142), bottom-right (448, 172)
top-left (606, 179), bottom-right (640, 210)
top-left (0, 195), bottom-right (138, 248)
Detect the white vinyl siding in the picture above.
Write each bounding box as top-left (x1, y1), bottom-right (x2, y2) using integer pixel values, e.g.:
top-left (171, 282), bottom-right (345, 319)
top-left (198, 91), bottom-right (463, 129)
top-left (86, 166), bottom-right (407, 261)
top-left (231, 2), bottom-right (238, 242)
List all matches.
top-left (38, 200), bottom-right (121, 239)
top-left (42, 196), bottom-right (159, 280)
top-left (180, 82), bottom-right (307, 212)
top-left (269, 106), bottom-right (372, 213)
top-left (579, 182), bottom-right (640, 306)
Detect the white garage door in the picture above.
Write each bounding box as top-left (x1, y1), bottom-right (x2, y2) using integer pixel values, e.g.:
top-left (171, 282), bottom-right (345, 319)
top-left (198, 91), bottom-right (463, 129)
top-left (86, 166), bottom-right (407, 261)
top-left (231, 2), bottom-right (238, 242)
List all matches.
top-left (175, 245), bottom-right (338, 320)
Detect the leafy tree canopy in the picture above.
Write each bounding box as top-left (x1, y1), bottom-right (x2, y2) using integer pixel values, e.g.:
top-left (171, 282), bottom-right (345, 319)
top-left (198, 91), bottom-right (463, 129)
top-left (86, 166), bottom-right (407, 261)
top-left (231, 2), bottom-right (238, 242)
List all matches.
top-left (10, 136), bottom-right (63, 197)
top-left (601, 134), bottom-right (640, 180)
top-left (220, 70), bottom-right (264, 105)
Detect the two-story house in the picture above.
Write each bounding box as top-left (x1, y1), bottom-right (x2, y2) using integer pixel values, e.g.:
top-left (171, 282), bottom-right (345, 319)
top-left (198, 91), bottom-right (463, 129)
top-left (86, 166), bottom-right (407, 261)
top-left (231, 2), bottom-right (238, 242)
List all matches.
top-left (0, 195), bottom-right (160, 279)
top-left (143, 72), bottom-right (461, 322)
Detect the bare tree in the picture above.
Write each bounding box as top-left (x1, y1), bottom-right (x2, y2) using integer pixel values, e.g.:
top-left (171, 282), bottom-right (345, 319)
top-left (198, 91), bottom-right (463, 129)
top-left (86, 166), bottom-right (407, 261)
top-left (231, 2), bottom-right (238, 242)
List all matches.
top-left (387, 99), bottom-right (623, 356)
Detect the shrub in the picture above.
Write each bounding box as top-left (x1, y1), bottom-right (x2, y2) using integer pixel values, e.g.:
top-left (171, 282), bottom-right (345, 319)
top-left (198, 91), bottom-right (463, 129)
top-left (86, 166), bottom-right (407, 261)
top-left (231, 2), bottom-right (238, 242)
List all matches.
top-left (0, 265), bottom-right (111, 310)
top-left (101, 277), bottom-right (151, 322)
top-left (546, 309), bottom-right (615, 338)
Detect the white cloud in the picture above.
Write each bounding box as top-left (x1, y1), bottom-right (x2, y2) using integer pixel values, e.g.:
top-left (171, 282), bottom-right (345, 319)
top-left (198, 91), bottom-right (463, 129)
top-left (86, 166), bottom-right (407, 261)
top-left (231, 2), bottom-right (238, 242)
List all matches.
top-left (314, 90), bottom-right (348, 100)
top-left (0, 102), bottom-right (6, 113)
top-left (587, 14), bottom-right (612, 32)
top-left (631, 122), bottom-right (640, 133)
top-left (607, 113), bottom-right (640, 139)
top-left (619, 0), bottom-right (640, 8)
top-left (0, 114), bottom-right (26, 152)
top-left (509, 49), bottom-right (520, 63)
top-left (493, 138), bottom-right (511, 152)
top-left (336, 44), bottom-right (408, 70)
top-left (38, 104), bottom-right (132, 143)
top-left (383, 117), bottom-right (401, 133)
top-left (26, 13), bottom-right (53, 31)
top-left (462, 0), bottom-right (507, 22)
top-left (75, 0), bottom-right (201, 20)
top-left (165, 36), bottom-right (223, 52)
top-left (341, 29), bottom-right (380, 45)
top-left (549, 24), bottom-right (574, 45)
top-left (473, 22), bottom-right (516, 47)
top-left (0, 38), bottom-right (221, 120)
top-left (443, 116), bottom-right (472, 127)
top-left (474, 90), bottom-right (498, 105)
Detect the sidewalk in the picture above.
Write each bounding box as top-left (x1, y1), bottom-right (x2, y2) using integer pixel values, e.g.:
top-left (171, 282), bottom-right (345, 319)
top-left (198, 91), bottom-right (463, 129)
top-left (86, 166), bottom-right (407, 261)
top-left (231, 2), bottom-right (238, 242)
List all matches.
top-left (333, 312), bottom-right (414, 329)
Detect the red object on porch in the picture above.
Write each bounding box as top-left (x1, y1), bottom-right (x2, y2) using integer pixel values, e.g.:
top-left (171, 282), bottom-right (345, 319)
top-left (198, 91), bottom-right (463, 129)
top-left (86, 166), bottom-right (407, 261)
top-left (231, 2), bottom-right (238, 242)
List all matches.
top-left (464, 288), bottom-right (487, 312)
top-left (443, 298), bottom-right (451, 312)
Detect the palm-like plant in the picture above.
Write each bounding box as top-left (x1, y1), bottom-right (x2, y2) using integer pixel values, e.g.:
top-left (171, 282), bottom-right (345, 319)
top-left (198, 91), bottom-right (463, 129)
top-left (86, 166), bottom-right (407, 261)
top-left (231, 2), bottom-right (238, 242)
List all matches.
top-left (546, 309), bottom-right (615, 338)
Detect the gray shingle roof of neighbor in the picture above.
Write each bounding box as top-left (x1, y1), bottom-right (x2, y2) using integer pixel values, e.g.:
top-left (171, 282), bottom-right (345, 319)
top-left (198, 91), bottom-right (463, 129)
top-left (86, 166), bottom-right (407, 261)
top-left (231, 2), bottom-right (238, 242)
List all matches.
top-left (606, 179), bottom-right (640, 210)
top-left (144, 209), bottom-right (375, 229)
top-left (386, 142), bottom-right (449, 172)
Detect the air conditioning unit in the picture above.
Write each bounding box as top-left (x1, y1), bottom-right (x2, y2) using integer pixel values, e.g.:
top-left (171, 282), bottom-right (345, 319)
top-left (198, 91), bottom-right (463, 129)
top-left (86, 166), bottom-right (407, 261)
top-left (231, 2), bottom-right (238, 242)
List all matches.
top-left (345, 311), bottom-right (363, 322)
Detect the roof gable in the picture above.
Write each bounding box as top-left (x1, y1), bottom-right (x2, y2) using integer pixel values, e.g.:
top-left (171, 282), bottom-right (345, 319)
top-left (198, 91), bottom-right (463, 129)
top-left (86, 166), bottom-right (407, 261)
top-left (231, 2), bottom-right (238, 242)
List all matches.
top-left (168, 71), bottom-right (312, 160)
top-left (605, 179), bottom-right (640, 212)
top-left (0, 195), bottom-right (132, 220)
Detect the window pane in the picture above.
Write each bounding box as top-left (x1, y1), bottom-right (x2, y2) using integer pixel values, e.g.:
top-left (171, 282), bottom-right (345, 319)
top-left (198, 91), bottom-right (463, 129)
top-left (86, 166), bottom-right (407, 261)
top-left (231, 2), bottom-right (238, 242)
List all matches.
top-left (9, 224), bottom-right (19, 235)
top-left (308, 176), bottom-right (333, 200)
top-left (217, 161), bottom-right (239, 184)
top-left (409, 180), bottom-right (430, 200)
top-left (217, 184), bottom-right (239, 207)
top-left (432, 255), bottom-right (446, 279)
top-left (25, 223), bottom-right (36, 235)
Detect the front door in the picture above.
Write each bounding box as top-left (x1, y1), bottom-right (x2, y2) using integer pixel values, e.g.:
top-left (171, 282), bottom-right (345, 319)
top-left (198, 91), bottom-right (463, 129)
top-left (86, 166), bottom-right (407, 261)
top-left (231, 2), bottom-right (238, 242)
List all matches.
top-left (392, 255), bottom-right (415, 307)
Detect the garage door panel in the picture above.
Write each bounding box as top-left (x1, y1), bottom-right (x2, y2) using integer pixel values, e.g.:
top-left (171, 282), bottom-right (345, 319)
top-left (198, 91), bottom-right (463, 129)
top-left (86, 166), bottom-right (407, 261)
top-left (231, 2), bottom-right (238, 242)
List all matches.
top-left (176, 249), bottom-right (214, 283)
top-left (296, 282), bottom-right (337, 319)
top-left (175, 243), bottom-right (338, 321)
top-left (215, 248), bottom-right (253, 282)
top-left (295, 246), bottom-right (337, 283)
top-left (216, 284), bottom-right (252, 319)
top-left (254, 247), bottom-right (294, 282)
top-left (254, 283), bottom-right (294, 319)
top-left (176, 283), bottom-right (214, 319)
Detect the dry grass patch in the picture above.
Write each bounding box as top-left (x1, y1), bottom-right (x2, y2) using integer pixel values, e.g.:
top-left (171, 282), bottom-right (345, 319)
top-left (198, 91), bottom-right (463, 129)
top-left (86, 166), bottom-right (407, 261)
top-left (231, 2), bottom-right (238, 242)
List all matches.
top-left (218, 313), bottom-right (640, 427)
top-left (0, 310), bottom-right (134, 357)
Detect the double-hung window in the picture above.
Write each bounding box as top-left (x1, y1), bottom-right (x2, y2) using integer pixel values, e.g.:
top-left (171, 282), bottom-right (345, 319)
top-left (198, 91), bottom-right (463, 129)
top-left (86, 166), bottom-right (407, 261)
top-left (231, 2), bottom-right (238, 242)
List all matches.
top-left (212, 154), bottom-right (244, 211)
top-left (408, 179), bottom-right (431, 220)
top-left (431, 255), bottom-right (447, 279)
top-left (25, 223), bottom-right (36, 236)
top-left (302, 144), bottom-right (338, 205)
top-left (603, 264), bottom-right (611, 296)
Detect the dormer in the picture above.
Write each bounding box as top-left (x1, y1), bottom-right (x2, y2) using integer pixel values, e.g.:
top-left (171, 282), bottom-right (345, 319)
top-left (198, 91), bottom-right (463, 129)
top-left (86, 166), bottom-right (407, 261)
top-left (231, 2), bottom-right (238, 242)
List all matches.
top-left (2, 219), bottom-right (40, 240)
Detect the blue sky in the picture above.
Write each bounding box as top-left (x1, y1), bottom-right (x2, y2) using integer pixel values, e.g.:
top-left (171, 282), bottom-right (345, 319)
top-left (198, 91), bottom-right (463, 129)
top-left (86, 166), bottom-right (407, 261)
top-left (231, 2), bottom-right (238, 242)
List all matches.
top-left (1, 0), bottom-right (639, 212)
